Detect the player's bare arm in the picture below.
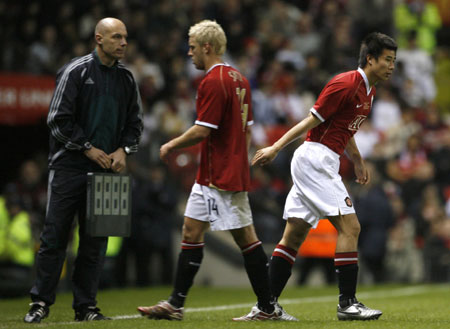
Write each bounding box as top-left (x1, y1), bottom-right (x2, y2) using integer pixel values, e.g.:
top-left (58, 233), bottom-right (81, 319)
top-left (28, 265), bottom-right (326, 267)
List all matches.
top-left (109, 147), bottom-right (127, 173)
top-left (345, 136), bottom-right (370, 185)
top-left (246, 126), bottom-right (252, 152)
top-left (251, 113), bottom-right (321, 166)
top-left (160, 124), bottom-right (211, 162)
top-left (84, 146), bottom-right (111, 169)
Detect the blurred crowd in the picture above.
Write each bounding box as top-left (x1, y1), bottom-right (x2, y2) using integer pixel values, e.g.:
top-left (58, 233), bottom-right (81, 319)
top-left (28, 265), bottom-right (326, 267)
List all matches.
top-left (1, 0), bottom-right (450, 296)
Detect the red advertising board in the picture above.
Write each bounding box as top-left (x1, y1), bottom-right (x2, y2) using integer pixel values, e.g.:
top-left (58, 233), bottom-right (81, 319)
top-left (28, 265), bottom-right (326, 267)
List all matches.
top-left (0, 74), bottom-right (55, 125)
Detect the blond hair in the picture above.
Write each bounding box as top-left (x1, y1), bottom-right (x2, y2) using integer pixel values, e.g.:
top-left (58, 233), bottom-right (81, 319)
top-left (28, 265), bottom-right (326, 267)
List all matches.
top-left (188, 20), bottom-right (227, 55)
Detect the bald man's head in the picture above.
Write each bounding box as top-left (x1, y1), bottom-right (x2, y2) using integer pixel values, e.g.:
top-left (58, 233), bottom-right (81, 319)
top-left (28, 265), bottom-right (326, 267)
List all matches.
top-left (94, 17), bottom-right (128, 66)
top-left (95, 17), bottom-right (125, 37)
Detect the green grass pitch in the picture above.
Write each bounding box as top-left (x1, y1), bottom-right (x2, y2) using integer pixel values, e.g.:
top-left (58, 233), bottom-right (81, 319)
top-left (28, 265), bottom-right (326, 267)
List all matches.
top-left (1, 284), bottom-right (449, 329)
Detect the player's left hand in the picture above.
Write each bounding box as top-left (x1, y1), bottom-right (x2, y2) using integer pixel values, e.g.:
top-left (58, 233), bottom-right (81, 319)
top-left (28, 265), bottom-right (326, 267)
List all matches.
top-left (160, 143), bottom-right (172, 163)
top-left (109, 148), bottom-right (127, 173)
top-left (251, 146), bottom-right (278, 166)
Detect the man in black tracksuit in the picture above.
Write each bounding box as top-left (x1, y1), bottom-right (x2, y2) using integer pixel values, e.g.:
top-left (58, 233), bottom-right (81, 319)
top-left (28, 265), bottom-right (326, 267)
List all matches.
top-left (24, 17), bottom-right (143, 323)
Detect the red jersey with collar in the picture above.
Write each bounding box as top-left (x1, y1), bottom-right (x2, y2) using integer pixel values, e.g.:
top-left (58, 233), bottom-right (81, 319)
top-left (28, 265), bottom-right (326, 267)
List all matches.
top-left (195, 64), bottom-right (253, 191)
top-left (306, 69), bottom-right (376, 155)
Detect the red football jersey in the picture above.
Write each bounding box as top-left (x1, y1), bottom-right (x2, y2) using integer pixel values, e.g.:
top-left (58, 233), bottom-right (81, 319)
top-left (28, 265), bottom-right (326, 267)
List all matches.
top-left (195, 64), bottom-right (253, 191)
top-left (307, 68), bottom-right (376, 155)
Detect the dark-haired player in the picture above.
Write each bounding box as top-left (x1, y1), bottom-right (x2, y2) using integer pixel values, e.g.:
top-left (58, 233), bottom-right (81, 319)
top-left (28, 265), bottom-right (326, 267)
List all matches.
top-left (252, 32), bottom-right (397, 321)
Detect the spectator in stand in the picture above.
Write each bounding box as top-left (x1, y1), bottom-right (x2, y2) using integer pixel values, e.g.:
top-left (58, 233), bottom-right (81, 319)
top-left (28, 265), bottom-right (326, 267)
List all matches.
top-left (385, 190), bottom-right (425, 282)
top-left (314, 1), bottom-right (354, 73)
top-left (27, 25), bottom-right (60, 74)
top-left (117, 164), bottom-right (177, 287)
top-left (327, 15), bottom-right (358, 72)
top-left (259, 0), bottom-right (302, 39)
top-left (354, 162), bottom-right (395, 283)
top-left (386, 133), bottom-right (435, 208)
top-left (422, 105), bottom-right (450, 153)
top-left (0, 188), bottom-right (35, 298)
top-left (376, 107), bottom-right (421, 159)
top-left (249, 166), bottom-right (287, 243)
top-left (434, 44), bottom-right (450, 111)
top-left (353, 120), bottom-right (380, 159)
top-left (3, 18), bottom-right (38, 71)
top-left (411, 184), bottom-right (445, 247)
top-left (214, 0), bottom-right (247, 54)
top-left (424, 106), bottom-right (450, 198)
top-left (292, 13), bottom-right (323, 59)
top-left (297, 219), bottom-right (337, 285)
top-left (421, 189), bottom-right (450, 282)
top-left (348, 0), bottom-right (394, 42)
top-left (9, 159), bottom-right (47, 242)
top-left (298, 52), bottom-right (330, 97)
top-left (396, 30), bottom-right (437, 107)
top-left (394, 0), bottom-right (442, 54)
top-left (370, 87), bottom-right (402, 134)
top-left (271, 62), bottom-right (309, 125)
top-left (128, 53), bottom-right (165, 108)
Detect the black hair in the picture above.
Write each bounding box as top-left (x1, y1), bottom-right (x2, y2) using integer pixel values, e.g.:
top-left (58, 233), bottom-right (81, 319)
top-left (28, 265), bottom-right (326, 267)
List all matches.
top-left (358, 32), bottom-right (397, 68)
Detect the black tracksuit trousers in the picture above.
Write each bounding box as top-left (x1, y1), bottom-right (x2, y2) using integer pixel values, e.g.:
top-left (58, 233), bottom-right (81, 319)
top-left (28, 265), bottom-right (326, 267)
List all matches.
top-left (30, 169), bottom-right (107, 310)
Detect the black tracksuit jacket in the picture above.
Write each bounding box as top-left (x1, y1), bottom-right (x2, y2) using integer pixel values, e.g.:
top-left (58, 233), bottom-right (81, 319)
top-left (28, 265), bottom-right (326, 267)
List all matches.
top-left (46, 50), bottom-right (143, 172)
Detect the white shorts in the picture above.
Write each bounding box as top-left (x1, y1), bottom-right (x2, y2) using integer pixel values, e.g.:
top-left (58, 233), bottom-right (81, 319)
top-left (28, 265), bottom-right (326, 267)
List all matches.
top-left (283, 141), bottom-right (355, 228)
top-left (184, 183), bottom-right (253, 231)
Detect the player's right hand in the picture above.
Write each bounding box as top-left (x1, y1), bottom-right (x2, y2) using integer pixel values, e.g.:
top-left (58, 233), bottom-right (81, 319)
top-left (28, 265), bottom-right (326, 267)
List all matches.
top-left (251, 146), bottom-right (278, 166)
top-left (84, 147), bottom-right (111, 169)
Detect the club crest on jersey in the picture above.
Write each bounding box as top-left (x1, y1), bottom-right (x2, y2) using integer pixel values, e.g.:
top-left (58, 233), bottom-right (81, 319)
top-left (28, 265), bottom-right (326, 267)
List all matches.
top-left (228, 70), bottom-right (243, 82)
top-left (345, 197), bottom-right (353, 207)
top-left (348, 115), bottom-right (367, 131)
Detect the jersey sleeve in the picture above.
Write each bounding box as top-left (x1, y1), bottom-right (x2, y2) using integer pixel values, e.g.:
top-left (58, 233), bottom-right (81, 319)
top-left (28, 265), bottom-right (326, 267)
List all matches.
top-left (246, 81), bottom-right (254, 126)
top-left (195, 78), bottom-right (226, 129)
top-left (311, 79), bottom-right (351, 122)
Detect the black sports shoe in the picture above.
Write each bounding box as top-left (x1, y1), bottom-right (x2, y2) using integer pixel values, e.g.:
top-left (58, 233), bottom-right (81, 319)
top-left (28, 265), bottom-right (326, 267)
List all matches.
top-left (74, 306), bottom-right (111, 321)
top-left (24, 302), bottom-right (49, 323)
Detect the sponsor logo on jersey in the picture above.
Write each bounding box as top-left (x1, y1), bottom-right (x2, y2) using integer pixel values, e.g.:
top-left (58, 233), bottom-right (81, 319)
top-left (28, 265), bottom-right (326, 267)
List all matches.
top-left (348, 115), bottom-right (367, 131)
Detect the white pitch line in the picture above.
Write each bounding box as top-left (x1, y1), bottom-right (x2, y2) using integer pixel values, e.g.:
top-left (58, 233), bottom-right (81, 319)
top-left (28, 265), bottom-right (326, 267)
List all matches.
top-left (113, 285), bottom-right (435, 320)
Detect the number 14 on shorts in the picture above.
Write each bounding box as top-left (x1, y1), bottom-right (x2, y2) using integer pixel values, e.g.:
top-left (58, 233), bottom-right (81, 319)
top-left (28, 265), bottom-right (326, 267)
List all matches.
top-left (207, 198), bottom-right (219, 215)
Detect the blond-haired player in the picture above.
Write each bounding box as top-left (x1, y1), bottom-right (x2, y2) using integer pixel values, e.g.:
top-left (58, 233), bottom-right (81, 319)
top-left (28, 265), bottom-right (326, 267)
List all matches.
top-left (137, 20), bottom-right (295, 322)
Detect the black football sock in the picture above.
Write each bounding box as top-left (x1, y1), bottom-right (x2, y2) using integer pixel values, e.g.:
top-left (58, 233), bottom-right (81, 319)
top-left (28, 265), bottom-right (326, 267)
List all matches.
top-left (241, 241), bottom-right (274, 314)
top-left (334, 251), bottom-right (358, 307)
top-left (269, 244), bottom-right (297, 302)
top-left (168, 241), bottom-right (204, 308)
